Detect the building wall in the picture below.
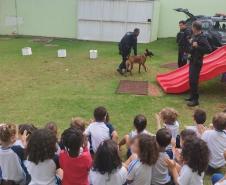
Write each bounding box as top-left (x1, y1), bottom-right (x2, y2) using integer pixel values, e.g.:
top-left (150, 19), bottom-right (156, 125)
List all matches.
top-left (158, 0), bottom-right (226, 38)
top-left (0, 0), bottom-right (77, 38)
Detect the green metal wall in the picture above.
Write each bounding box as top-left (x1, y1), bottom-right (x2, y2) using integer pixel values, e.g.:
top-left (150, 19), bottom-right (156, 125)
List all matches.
top-left (0, 0), bottom-right (78, 38)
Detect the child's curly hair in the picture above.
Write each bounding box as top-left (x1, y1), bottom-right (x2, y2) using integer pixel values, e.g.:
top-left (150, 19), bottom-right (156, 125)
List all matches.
top-left (70, 117), bottom-right (87, 132)
top-left (137, 134), bottom-right (159, 166)
top-left (160, 108), bottom-right (178, 125)
top-left (0, 124), bottom-right (11, 143)
top-left (212, 112), bottom-right (226, 131)
top-left (27, 129), bottom-right (57, 164)
top-left (182, 137), bottom-right (209, 176)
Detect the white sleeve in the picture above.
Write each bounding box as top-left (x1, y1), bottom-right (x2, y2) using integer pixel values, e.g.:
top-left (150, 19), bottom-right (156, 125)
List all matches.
top-left (84, 125), bottom-right (91, 136)
top-left (177, 166), bottom-right (191, 185)
top-left (201, 131), bottom-right (208, 141)
top-left (127, 160), bottom-right (138, 182)
top-left (120, 166), bottom-right (128, 184)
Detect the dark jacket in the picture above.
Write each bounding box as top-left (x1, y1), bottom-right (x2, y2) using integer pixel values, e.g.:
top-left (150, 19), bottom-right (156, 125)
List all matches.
top-left (177, 27), bottom-right (192, 52)
top-left (190, 32), bottom-right (212, 63)
top-left (119, 32), bottom-right (137, 55)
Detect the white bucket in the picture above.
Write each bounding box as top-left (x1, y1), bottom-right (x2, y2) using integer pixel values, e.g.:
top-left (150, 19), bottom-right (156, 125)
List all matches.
top-left (57, 49), bottom-right (67, 58)
top-left (22, 47), bottom-right (32, 56)
top-left (89, 50), bottom-right (98, 59)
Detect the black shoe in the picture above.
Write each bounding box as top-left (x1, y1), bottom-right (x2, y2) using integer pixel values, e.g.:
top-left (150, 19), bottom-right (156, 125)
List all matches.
top-left (187, 100), bottom-right (199, 107)
top-left (117, 68), bottom-right (124, 75)
top-left (185, 97), bottom-right (193, 101)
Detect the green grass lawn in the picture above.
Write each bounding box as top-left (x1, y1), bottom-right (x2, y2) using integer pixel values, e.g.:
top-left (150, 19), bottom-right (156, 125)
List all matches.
top-left (0, 36), bottom-right (225, 184)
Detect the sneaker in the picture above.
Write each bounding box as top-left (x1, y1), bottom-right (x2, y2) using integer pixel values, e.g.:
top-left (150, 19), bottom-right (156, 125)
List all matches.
top-left (187, 100), bottom-right (199, 107)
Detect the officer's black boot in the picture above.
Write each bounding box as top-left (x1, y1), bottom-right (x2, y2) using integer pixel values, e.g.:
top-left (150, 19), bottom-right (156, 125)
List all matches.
top-left (187, 94), bottom-right (199, 107)
top-left (185, 97), bottom-right (193, 101)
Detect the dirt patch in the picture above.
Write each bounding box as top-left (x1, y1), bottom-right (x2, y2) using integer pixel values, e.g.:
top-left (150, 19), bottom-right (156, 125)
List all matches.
top-left (160, 62), bottom-right (177, 69)
top-left (116, 80), bottom-right (161, 96)
top-left (45, 44), bottom-right (58, 47)
top-left (30, 37), bottom-right (53, 44)
top-left (0, 37), bottom-right (11, 41)
top-left (216, 103), bottom-right (226, 110)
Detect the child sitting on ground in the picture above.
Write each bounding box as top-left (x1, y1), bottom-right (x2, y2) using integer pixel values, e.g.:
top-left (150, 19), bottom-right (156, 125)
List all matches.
top-left (45, 121), bottom-right (61, 155)
top-left (84, 106), bottom-right (117, 154)
top-left (0, 124), bottom-right (27, 185)
top-left (89, 139), bottom-right (127, 185)
top-left (127, 134), bottom-right (159, 185)
top-left (202, 112), bottom-right (226, 173)
top-left (119, 114), bottom-right (150, 158)
top-left (186, 109), bottom-right (207, 137)
top-left (156, 108), bottom-right (180, 159)
top-left (60, 127), bottom-right (92, 185)
top-left (166, 137), bottom-right (210, 185)
top-left (26, 129), bottom-right (61, 185)
top-left (152, 128), bottom-right (173, 185)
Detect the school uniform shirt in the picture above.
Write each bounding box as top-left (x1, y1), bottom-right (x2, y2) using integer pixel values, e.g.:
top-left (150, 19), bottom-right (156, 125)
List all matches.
top-left (151, 152), bottom-right (171, 185)
top-left (178, 165), bottom-right (204, 185)
top-left (84, 122), bottom-right (112, 153)
top-left (128, 129), bottom-right (151, 140)
top-left (127, 159), bottom-right (153, 185)
top-left (26, 156), bottom-right (59, 185)
top-left (202, 130), bottom-right (226, 168)
top-left (216, 180), bottom-right (226, 185)
top-left (89, 166), bottom-right (127, 185)
top-left (0, 146), bottom-right (26, 185)
top-left (59, 148), bottom-right (92, 185)
top-left (165, 121), bottom-right (180, 150)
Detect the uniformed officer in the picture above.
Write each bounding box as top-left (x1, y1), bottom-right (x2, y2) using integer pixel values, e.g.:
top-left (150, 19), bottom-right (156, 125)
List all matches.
top-left (117, 28), bottom-right (140, 75)
top-left (186, 21), bottom-right (212, 107)
top-left (176, 20), bottom-right (192, 68)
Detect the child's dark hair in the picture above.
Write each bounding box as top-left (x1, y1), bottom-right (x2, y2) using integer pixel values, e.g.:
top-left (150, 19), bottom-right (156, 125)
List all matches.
top-left (19, 124), bottom-right (37, 135)
top-left (62, 127), bottom-right (83, 157)
top-left (212, 112), bottom-right (226, 131)
top-left (94, 106), bottom-right (107, 122)
top-left (180, 129), bottom-right (197, 142)
top-left (137, 134), bottom-right (159, 166)
top-left (134, 114), bottom-right (147, 133)
top-left (93, 140), bottom-right (121, 175)
top-left (179, 20), bottom-right (186, 25)
top-left (182, 137), bottom-right (209, 176)
top-left (0, 125), bottom-right (11, 143)
top-left (45, 121), bottom-right (58, 136)
top-left (156, 128), bottom-right (172, 148)
top-left (27, 129), bottom-right (57, 164)
top-left (194, 109), bottom-right (206, 125)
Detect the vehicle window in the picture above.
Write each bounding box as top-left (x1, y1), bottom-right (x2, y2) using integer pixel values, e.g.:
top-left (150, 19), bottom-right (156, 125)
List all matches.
top-left (213, 21), bottom-right (226, 31)
top-left (202, 21), bottom-right (211, 30)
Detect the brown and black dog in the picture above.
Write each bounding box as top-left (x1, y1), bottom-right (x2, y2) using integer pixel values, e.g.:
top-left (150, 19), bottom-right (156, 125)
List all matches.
top-left (126, 49), bottom-right (154, 75)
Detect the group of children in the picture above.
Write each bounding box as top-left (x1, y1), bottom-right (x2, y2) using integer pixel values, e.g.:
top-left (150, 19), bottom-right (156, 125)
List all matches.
top-left (0, 106), bottom-right (226, 185)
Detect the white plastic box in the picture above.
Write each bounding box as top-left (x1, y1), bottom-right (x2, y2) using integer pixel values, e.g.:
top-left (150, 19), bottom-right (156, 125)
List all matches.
top-left (22, 47), bottom-right (32, 56)
top-left (89, 50), bottom-right (98, 59)
top-left (57, 49), bottom-right (67, 58)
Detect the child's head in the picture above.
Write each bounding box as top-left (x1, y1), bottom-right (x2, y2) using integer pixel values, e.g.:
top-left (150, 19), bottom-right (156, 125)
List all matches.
top-left (18, 124), bottom-right (37, 142)
top-left (160, 108), bottom-right (178, 125)
top-left (132, 134), bottom-right (159, 166)
top-left (93, 140), bottom-right (121, 174)
top-left (27, 129), bottom-right (57, 164)
top-left (62, 127), bottom-right (83, 157)
top-left (70, 117), bottom-right (86, 132)
top-left (180, 129), bottom-right (197, 147)
top-left (7, 123), bottom-right (17, 143)
top-left (193, 109), bottom-right (206, 125)
top-left (94, 106), bottom-right (107, 122)
top-left (156, 128), bottom-right (172, 148)
top-left (134, 114), bottom-right (147, 133)
top-left (212, 112), bottom-right (226, 131)
top-left (45, 121), bottom-right (58, 136)
top-left (0, 125), bottom-right (11, 146)
top-left (182, 137), bottom-right (209, 176)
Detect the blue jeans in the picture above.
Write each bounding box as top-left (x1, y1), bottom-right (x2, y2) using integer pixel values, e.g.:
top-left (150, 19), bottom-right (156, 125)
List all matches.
top-left (212, 173), bottom-right (224, 185)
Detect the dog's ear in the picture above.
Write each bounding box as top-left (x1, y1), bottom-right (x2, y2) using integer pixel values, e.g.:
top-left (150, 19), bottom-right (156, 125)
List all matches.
top-left (145, 49), bottom-right (149, 52)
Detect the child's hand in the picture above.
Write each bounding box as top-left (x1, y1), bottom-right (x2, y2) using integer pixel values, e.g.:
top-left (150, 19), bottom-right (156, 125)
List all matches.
top-left (155, 113), bottom-right (162, 130)
top-left (174, 148), bottom-right (182, 164)
top-left (164, 158), bottom-right (176, 170)
top-left (21, 130), bottom-right (29, 148)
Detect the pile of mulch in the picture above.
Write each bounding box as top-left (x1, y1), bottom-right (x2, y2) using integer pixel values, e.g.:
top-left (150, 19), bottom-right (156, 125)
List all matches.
top-left (116, 80), bottom-right (160, 96)
top-left (160, 62), bottom-right (177, 69)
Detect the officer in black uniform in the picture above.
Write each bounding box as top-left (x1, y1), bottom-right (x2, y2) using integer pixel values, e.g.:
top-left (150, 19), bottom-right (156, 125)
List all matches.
top-left (176, 20), bottom-right (192, 68)
top-left (186, 21), bottom-right (212, 107)
top-left (117, 28), bottom-right (140, 75)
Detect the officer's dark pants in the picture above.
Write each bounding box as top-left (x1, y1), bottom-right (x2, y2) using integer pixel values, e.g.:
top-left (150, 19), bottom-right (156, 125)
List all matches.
top-left (178, 47), bottom-right (187, 68)
top-left (189, 60), bottom-right (203, 101)
top-left (119, 47), bottom-right (130, 70)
